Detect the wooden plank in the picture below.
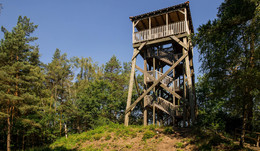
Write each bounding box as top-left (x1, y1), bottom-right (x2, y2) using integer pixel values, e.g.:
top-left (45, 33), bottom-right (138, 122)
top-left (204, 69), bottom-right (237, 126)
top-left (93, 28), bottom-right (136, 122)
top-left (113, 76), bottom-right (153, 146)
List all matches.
top-left (183, 37), bottom-right (194, 123)
top-left (160, 84), bottom-right (182, 99)
top-left (143, 50), bottom-right (148, 126)
top-left (154, 103), bottom-right (170, 115)
top-left (170, 35), bottom-right (188, 50)
top-left (134, 73), bottom-right (141, 96)
top-left (132, 42), bottom-right (146, 60)
top-left (133, 33), bottom-right (188, 48)
top-left (152, 56), bottom-right (155, 125)
top-left (124, 49), bottom-right (138, 126)
top-left (154, 55), bottom-right (173, 66)
top-left (178, 10), bottom-right (185, 15)
top-left (134, 20), bottom-right (140, 27)
top-left (125, 52), bottom-right (188, 114)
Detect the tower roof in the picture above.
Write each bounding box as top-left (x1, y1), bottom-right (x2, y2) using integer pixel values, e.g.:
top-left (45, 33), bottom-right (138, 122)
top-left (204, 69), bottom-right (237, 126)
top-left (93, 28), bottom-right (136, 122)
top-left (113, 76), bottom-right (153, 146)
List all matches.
top-left (129, 1), bottom-right (194, 33)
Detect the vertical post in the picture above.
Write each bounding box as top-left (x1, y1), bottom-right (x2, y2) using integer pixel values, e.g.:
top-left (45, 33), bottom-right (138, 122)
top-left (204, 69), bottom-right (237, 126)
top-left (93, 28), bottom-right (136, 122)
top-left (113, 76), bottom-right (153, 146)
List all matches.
top-left (132, 21), bottom-right (135, 43)
top-left (172, 60), bottom-right (176, 127)
top-left (166, 13), bottom-right (169, 35)
top-left (143, 50), bottom-right (148, 126)
top-left (124, 49), bottom-right (138, 126)
top-left (160, 64), bottom-right (163, 127)
top-left (153, 57), bottom-right (156, 125)
top-left (184, 8), bottom-right (190, 35)
top-left (149, 17), bottom-right (152, 39)
top-left (156, 58), bottom-right (160, 126)
top-left (183, 74), bottom-right (186, 127)
top-left (183, 37), bottom-right (194, 123)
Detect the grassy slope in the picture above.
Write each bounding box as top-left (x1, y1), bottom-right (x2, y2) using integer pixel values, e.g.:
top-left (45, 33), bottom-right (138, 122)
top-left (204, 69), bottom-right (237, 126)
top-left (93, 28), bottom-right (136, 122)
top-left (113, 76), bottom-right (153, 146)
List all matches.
top-left (31, 124), bottom-right (255, 151)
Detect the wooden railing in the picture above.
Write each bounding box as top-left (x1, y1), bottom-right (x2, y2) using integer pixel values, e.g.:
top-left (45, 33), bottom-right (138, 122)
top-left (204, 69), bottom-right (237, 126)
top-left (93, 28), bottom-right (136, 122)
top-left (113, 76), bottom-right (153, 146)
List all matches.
top-left (235, 128), bottom-right (260, 147)
top-left (146, 70), bottom-right (173, 85)
top-left (133, 21), bottom-right (186, 43)
top-left (146, 95), bottom-right (182, 117)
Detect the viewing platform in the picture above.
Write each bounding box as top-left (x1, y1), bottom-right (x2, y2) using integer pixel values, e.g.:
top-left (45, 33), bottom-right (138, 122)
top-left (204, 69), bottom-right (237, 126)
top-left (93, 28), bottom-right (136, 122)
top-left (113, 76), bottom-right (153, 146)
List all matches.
top-left (133, 21), bottom-right (186, 43)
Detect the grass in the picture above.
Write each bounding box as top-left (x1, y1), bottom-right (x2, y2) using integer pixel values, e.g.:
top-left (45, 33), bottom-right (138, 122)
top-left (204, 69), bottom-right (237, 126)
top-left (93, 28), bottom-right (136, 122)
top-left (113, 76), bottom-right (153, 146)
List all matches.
top-left (175, 142), bottom-right (184, 148)
top-left (31, 124), bottom-right (253, 151)
top-left (142, 130), bottom-right (156, 141)
top-left (49, 123), bottom-right (159, 150)
top-left (163, 126), bottom-right (174, 134)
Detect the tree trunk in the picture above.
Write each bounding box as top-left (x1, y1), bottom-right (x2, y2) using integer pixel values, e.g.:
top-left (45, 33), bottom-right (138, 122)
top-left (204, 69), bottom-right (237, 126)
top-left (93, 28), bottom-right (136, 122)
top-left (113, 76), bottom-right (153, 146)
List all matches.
top-left (240, 100), bottom-right (247, 147)
top-left (65, 123), bottom-right (68, 139)
top-left (7, 115), bottom-right (11, 151)
top-left (77, 116), bottom-right (80, 133)
top-left (22, 133), bottom-right (25, 151)
top-left (60, 112), bottom-right (62, 136)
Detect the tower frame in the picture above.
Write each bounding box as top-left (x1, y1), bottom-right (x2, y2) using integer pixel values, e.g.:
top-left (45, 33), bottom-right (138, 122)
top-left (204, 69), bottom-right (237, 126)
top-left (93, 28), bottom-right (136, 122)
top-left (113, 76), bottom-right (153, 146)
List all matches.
top-left (125, 1), bottom-right (196, 127)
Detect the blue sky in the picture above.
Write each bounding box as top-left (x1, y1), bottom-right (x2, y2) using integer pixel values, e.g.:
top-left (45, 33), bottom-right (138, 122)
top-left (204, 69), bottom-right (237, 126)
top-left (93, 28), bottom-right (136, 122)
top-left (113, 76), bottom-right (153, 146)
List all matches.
top-left (0, 0), bottom-right (224, 80)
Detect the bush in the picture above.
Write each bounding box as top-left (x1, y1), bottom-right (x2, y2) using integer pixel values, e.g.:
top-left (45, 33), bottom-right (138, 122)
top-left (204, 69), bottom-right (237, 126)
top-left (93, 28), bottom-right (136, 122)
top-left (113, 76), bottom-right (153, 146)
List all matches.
top-left (175, 142), bottom-right (184, 148)
top-left (93, 134), bottom-right (102, 140)
top-left (142, 130), bottom-right (156, 141)
top-left (105, 134), bottom-right (111, 140)
top-left (163, 127), bottom-right (174, 134)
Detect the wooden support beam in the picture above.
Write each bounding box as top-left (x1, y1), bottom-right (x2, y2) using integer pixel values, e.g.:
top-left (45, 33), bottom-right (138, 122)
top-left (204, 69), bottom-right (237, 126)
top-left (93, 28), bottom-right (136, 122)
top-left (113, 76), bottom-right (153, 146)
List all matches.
top-left (184, 8), bottom-right (190, 35)
top-left (132, 42), bottom-right (146, 60)
top-left (134, 20), bottom-right (140, 27)
top-left (133, 33), bottom-right (188, 48)
top-left (166, 13), bottom-right (168, 26)
top-left (183, 37), bottom-right (195, 123)
top-left (154, 55), bottom-right (173, 66)
top-left (170, 36), bottom-right (188, 50)
top-left (135, 65), bottom-right (181, 100)
top-left (134, 73), bottom-right (141, 96)
top-left (125, 52), bottom-right (188, 114)
top-left (143, 50), bottom-right (148, 126)
top-left (172, 60), bottom-right (176, 127)
top-left (160, 84), bottom-right (181, 99)
top-left (153, 56), bottom-right (156, 125)
top-left (178, 10), bottom-right (185, 15)
top-left (124, 49), bottom-right (138, 126)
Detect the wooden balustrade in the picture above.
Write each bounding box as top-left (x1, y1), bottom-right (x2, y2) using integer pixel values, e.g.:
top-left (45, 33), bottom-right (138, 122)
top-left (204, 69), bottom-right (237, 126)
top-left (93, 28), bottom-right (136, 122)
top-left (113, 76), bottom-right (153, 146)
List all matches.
top-left (146, 70), bottom-right (173, 85)
top-left (133, 21), bottom-right (186, 43)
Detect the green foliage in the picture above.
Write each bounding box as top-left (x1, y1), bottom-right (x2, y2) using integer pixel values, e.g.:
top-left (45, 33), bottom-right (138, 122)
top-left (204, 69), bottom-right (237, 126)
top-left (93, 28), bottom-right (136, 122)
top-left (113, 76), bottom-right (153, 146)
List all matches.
top-left (142, 130), bottom-right (156, 141)
top-left (194, 0), bottom-right (259, 146)
top-left (175, 142), bottom-right (184, 148)
top-left (105, 134), bottom-right (111, 140)
top-left (163, 127), bottom-right (174, 134)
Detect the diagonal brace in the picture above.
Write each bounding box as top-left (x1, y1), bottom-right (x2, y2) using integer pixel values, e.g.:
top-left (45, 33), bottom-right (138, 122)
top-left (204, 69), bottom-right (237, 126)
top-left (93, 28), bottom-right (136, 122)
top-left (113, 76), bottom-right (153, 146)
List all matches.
top-left (170, 36), bottom-right (188, 50)
top-left (132, 42), bottom-right (146, 60)
top-left (135, 65), bottom-right (181, 99)
top-left (125, 52), bottom-right (188, 114)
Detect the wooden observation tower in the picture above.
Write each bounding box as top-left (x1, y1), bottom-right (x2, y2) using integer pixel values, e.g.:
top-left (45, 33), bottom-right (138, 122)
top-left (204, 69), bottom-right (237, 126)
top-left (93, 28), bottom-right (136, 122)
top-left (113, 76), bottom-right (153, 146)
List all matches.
top-left (124, 1), bottom-right (196, 127)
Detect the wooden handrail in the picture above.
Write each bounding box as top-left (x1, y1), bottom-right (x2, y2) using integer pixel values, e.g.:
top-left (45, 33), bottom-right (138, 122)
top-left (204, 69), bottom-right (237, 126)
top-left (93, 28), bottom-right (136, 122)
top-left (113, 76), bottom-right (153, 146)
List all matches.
top-left (133, 21), bottom-right (186, 43)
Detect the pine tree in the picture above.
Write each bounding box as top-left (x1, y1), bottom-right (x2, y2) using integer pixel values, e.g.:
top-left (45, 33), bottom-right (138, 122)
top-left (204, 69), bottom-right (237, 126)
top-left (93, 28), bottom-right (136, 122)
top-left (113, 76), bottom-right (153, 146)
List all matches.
top-left (0, 16), bottom-right (43, 151)
top-left (46, 49), bottom-right (73, 137)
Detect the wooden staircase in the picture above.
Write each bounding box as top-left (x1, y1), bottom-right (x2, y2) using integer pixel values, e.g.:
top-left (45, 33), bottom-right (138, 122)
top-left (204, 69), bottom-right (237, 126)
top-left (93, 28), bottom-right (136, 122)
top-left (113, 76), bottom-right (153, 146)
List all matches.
top-left (146, 70), bottom-right (182, 92)
top-left (146, 95), bottom-right (183, 118)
